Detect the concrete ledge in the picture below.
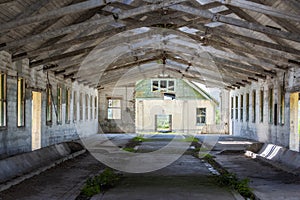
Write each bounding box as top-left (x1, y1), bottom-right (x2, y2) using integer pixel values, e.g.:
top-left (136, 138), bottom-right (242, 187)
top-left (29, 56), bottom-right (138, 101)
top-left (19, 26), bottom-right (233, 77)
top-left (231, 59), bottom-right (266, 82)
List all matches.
top-left (245, 143), bottom-right (300, 175)
top-left (0, 141), bottom-right (86, 192)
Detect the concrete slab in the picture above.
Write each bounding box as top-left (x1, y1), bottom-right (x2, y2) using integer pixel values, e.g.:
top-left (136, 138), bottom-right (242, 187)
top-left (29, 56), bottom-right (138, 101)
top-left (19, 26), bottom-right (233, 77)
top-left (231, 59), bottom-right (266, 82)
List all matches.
top-left (214, 154), bottom-right (300, 200)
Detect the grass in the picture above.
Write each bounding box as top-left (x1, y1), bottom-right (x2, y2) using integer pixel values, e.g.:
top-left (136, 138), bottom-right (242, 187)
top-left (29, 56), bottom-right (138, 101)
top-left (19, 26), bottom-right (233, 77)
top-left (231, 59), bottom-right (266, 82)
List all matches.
top-left (122, 147), bottom-right (136, 152)
top-left (80, 168), bottom-right (121, 198)
top-left (203, 154), bottom-right (255, 199)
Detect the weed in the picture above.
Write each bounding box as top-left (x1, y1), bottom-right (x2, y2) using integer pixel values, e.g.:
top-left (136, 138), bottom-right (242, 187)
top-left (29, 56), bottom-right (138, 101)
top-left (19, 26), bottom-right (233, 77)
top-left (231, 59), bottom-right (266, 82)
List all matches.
top-left (122, 147), bottom-right (136, 152)
top-left (80, 168), bottom-right (121, 198)
top-left (132, 136), bottom-right (146, 142)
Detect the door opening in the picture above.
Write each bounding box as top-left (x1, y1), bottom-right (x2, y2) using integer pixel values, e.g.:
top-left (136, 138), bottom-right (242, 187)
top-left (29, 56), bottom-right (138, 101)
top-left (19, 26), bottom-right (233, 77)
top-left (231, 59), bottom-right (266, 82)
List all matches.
top-left (155, 114), bottom-right (172, 133)
top-left (290, 92), bottom-right (300, 152)
top-left (32, 91), bottom-right (41, 150)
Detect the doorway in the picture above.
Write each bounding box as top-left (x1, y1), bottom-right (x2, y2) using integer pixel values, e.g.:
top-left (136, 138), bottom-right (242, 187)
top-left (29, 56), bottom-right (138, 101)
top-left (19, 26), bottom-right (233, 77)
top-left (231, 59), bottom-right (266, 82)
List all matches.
top-left (155, 114), bottom-right (172, 133)
top-left (32, 91), bottom-right (41, 151)
top-left (290, 92), bottom-right (300, 152)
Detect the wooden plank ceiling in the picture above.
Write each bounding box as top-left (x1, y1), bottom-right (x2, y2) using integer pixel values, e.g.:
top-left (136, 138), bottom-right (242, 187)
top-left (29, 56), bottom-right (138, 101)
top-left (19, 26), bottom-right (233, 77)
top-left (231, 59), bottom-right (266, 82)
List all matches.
top-left (0, 0), bottom-right (299, 89)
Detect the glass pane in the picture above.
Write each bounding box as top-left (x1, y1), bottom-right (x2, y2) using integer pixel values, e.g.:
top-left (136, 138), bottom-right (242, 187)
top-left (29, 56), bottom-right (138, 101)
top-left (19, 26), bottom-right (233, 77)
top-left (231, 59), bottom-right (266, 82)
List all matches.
top-left (168, 81), bottom-right (174, 91)
top-left (160, 80), bottom-right (167, 91)
top-left (152, 81), bottom-right (159, 91)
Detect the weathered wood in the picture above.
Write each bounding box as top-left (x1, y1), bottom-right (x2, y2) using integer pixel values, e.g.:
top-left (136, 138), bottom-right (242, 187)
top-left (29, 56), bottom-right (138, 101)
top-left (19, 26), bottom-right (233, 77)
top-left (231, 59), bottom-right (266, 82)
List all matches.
top-left (30, 46), bottom-right (96, 68)
top-left (0, 0), bottom-right (107, 33)
top-left (170, 4), bottom-right (300, 42)
top-left (0, 0), bottom-right (186, 51)
top-left (219, 0), bottom-right (300, 22)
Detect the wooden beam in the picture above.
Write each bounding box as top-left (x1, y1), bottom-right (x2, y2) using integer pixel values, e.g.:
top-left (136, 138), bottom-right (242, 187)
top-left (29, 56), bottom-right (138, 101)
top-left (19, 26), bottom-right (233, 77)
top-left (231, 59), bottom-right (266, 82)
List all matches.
top-left (0, 0), bottom-right (108, 33)
top-left (170, 4), bottom-right (300, 42)
top-left (30, 46), bottom-right (95, 67)
top-left (0, 0), bottom-right (186, 51)
top-left (218, 0), bottom-right (300, 22)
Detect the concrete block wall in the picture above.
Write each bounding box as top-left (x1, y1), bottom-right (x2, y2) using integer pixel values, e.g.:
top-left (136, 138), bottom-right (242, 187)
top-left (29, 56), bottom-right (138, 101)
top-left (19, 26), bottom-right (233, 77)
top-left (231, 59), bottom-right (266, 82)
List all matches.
top-left (0, 51), bottom-right (98, 158)
top-left (99, 87), bottom-right (135, 133)
top-left (230, 71), bottom-right (290, 148)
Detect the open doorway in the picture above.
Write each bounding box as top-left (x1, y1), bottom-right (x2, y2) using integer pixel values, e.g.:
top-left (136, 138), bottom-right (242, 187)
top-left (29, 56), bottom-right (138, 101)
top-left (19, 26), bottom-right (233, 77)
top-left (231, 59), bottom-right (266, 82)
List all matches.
top-left (290, 92), bottom-right (300, 152)
top-left (155, 114), bottom-right (172, 133)
top-left (32, 91), bottom-right (41, 151)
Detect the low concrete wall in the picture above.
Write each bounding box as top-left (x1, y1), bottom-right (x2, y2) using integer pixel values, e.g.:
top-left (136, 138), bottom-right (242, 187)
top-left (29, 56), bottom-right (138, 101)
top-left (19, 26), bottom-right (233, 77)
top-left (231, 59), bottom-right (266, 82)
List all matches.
top-left (246, 143), bottom-right (300, 174)
top-left (0, 141), bottom-right (84, 185)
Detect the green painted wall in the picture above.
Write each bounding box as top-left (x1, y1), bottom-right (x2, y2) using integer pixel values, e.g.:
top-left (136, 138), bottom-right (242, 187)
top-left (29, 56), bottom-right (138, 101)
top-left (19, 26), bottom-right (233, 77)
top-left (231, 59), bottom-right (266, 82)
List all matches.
top-left (135, 79), bottom-right (207, 100)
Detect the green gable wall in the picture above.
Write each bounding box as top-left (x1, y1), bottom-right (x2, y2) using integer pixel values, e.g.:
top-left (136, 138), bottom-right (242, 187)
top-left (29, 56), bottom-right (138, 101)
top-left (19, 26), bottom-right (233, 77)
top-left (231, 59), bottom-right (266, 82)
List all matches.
top-left (135, 79), bottom-right (206, 100)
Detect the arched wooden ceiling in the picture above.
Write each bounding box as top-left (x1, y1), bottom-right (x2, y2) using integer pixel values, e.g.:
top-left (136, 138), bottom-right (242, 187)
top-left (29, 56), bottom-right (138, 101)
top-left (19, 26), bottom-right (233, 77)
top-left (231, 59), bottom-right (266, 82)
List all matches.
top-left (0, 0), bottom-right (299, 89)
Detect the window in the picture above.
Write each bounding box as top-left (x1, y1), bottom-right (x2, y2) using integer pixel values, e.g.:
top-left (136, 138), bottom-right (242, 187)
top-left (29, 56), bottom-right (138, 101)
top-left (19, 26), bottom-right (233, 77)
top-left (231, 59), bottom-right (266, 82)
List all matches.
top-left (252, 90), bottom-right (256, 123)
top-left (260, 90), bottom-right (264, 123)
top-left (240, 95), bottom-right (243, 121)
top-left (107, 98), bottom-right (121, 119)
top-left (94, 97), bottom-right (97, 119)
top-left (231, 97), bottom-right (234, 119)
top-left (57, 85), bottom-right (62, 124)
top-left (246, 93), bottom-right (249, 122)
top-left (85, 94), bottom-right (89, 120)
top-left (17, 77), bottom-right (25, 127)
top-left (152, 80), bottom-right (175, 92)
top-left (80, 93), bottom-right (83, 120)
top-left (65, 88), bottom-right (71, 124)
top-left (0, 73), bottom-right (6, 127)
top-left (90, 96), bottom-right (93, 120)
top-left (269, 88), bottom-right (273, 124)
top-left (46, 84), bottom-right (52, 125)
top-left (235, 96), bottom-right (238, 120)
top-left (196, 108), bottom-right (206, 125)
top-left (73, 91), bottom-right (77, 122)
top-left (280, 86), bottom-right (285, 125)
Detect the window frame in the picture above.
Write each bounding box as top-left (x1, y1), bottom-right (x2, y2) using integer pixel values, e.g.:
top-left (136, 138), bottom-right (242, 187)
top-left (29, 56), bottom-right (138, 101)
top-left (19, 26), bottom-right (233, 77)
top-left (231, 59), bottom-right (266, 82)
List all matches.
top-left (65, 88), bottom-right (71, 124)
top-left (46, 84), bottom-right (52, 125)
top-left (280, 86), bottom-right (285, 125)
top-left (57, 85), bottom-right (62, 125)
top-left (73, 91), bottom-right (77, 122)
top-left (246, 93), bottom-right (249, 122)
top-left (0, 73), bottom-right (7, 128)
top-left (85, 94), bottom-right (89, 120)
top-left (260, 90), bottom-right (264, 123)
top-left (107, 98), bottom-right (122, 120)
top-left (240, 94), bottom-right (244, 122)
top-left (196, 107), bottom-right (206, 125)
top-left (17, 77), bottom-right (25, 127)
top-left (252, 90), bottom-right (256, 123)
top-left (268, 88), bottom-right (273, 124)
top-left (80, 92), bottom-right (83, 121)
top-left (151, 79), bottom-right (175, 92)
top-left (94, 96), bottom-right (97, 119)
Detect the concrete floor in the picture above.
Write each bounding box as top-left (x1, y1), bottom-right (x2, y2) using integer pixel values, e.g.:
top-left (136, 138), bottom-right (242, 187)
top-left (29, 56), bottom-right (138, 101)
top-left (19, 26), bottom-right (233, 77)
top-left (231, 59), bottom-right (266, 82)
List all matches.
top-left (0, 134), bottom-right (299, 200)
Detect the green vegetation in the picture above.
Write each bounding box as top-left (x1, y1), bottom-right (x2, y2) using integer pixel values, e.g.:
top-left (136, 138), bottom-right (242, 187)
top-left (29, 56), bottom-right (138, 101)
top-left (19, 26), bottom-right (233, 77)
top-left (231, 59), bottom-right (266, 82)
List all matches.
top-left (214, 172), bottom-right (254, 199)
top-left (203, 154), bottom-right (254, 199)
top-left (132, 135), bottom-right (146, 142)
top-left (80, 168), bottom-right (121, 198)
top-left (122, 147), bottom-right (136, 152)
top-left (180, 136), bottom-right (199, 143)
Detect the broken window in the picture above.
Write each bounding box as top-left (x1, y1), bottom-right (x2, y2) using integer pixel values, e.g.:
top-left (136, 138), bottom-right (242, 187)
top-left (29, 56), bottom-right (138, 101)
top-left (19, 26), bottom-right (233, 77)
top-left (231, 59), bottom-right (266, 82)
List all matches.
top-left (252, 90), bottom-right (256, 123)
top-left (80, 93), bottom-right (83, 121)
top-left (0, 73), bottom-right (6, 127)
top-left (260, 90), bottom-right (264, 123)
top-left (17, 77), bottom-right (25, 127)
top-left (280, 86), bottom-right (285, 125)
top-left (240, 94), bottom-right (243, 122)
top-left (85, 94), bottom-right (89, 120)
top-left (94, 96), bottom-right (97, 119)
top-left (65, 88), bottom-right (70, 124)
top-left (107, 98), bottom-right (121, 119)
top-left (90, 96), bottom-right (93, 120)
top-left (269, 88), bottom-right (273, 124)
top-left (73, 91), bottom-right (77, 122)
top-left (231, 97), bottom-right (234, 119)
top-left (57, 85), bottom-right (62, 124)
top-left (235, 96), bottom-right (238, 120)
top-left (151, 79), bottom-right (175, 92)
top-left (46, 84), bottom-right (52, 125)
top-left (196, 108), bottom-right (206, 125)
top-left (246, 93), bottom-right (249, 122)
